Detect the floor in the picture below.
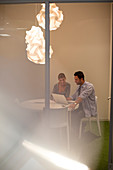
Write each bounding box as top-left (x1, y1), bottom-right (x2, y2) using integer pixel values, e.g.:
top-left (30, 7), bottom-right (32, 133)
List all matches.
top-left (0, 108), bottom-right (109, 170)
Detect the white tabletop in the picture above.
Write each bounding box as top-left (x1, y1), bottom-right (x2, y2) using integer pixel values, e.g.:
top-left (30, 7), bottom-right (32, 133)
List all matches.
top-left (20, 99), bottom-right (65, 111)
top-left (20, 98), bottom-right (79, 112)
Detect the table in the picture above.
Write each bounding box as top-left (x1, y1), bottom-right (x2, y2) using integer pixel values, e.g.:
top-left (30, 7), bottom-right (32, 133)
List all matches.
top-left (19, 98), bottom-right (79, 132)
top-left (20, 99), bottom-right (65, 111)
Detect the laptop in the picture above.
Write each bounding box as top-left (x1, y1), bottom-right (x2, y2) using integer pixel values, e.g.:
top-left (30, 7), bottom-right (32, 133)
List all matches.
top-left (52, 93), bottom-right (74, 105)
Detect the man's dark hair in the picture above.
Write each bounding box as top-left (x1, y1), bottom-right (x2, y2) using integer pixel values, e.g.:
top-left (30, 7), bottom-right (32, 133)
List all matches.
top-left (74, 71), bottom-right (84, 80)
top-left (58, 73), bottom-right (66, 79)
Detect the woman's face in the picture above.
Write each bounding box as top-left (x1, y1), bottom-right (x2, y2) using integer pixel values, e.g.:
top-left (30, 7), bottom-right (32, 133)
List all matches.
top-left (58, 77), bottom-right (66, 86)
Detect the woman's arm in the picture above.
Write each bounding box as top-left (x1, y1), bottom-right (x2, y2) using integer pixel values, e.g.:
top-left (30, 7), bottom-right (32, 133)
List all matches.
top-left (65, 83), bottom-right (71, 97)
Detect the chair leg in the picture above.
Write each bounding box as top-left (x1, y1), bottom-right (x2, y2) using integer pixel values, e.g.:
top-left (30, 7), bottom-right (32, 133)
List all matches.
top-left (97, 118), bottom-right (101, 136)
top-left (69, 111), bottom-right (72, 133)
top-left (89, 118), bottom-right (92, 131)
top-left (79, 120), bottom-right (82, 139)
top-left (67, 126), bottom-right (70, 151)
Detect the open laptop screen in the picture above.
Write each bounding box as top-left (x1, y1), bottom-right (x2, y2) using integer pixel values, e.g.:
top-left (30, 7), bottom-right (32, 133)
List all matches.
top-left (52, 93), bottom-right (68, 104)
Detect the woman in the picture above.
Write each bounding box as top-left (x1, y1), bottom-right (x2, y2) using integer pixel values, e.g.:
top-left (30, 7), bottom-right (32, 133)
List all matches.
top-left (52, 73), bottom-right (71, 98)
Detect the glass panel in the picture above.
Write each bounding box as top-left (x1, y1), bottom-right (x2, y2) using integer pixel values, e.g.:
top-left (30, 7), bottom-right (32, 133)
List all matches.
top-left (0, 3), bottom-right (48, 169)
top-left (50, 3), bottom-right (111, 170)
top-left (0, 3), bottom-right (45, 101)
top-left (0, 2), bottom-right (111, 170)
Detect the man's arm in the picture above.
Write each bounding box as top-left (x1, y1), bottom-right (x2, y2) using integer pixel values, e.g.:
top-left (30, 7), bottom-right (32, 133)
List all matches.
top-left (69, 84), bottom-right (94, 110)
top-left (79, 84), bottom-right (94, 99)
top-left (68, 97), bottom-right (82, 110)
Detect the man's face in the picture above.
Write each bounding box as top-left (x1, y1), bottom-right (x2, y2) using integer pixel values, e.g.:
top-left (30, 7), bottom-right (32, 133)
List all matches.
top-left (74, 76), bottom-right (82, 85)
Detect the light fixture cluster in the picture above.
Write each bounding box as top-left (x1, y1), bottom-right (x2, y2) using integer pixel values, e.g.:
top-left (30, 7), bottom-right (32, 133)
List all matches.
top-left (25, 3), bottom-right (63, 64)
top-left (37, 3), bottom-right (63, 31)
top-left (25, 26), bottom-right (53, 64)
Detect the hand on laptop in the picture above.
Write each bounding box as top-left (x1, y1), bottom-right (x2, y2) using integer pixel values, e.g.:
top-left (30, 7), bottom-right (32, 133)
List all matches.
top-left (66, 97), bottom-right (72, 100)
top-left (69, 103), bottom-right (76, 109)
top-left (68, 103), bottom-right (79, 111)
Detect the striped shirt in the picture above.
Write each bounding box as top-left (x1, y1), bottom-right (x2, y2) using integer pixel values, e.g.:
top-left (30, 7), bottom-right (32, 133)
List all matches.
top-left (71, 81), bottom-right (97, 117)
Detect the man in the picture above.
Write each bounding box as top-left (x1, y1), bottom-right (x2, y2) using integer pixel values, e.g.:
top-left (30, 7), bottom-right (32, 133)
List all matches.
top-left (67, 71), bottom-right (97, 137)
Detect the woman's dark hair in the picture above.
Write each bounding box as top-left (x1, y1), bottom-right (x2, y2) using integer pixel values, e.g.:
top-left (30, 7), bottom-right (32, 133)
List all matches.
top-left (58, 73), bottom-right (66, 79)
top-left (74, 71), bottom-right (84, 80)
